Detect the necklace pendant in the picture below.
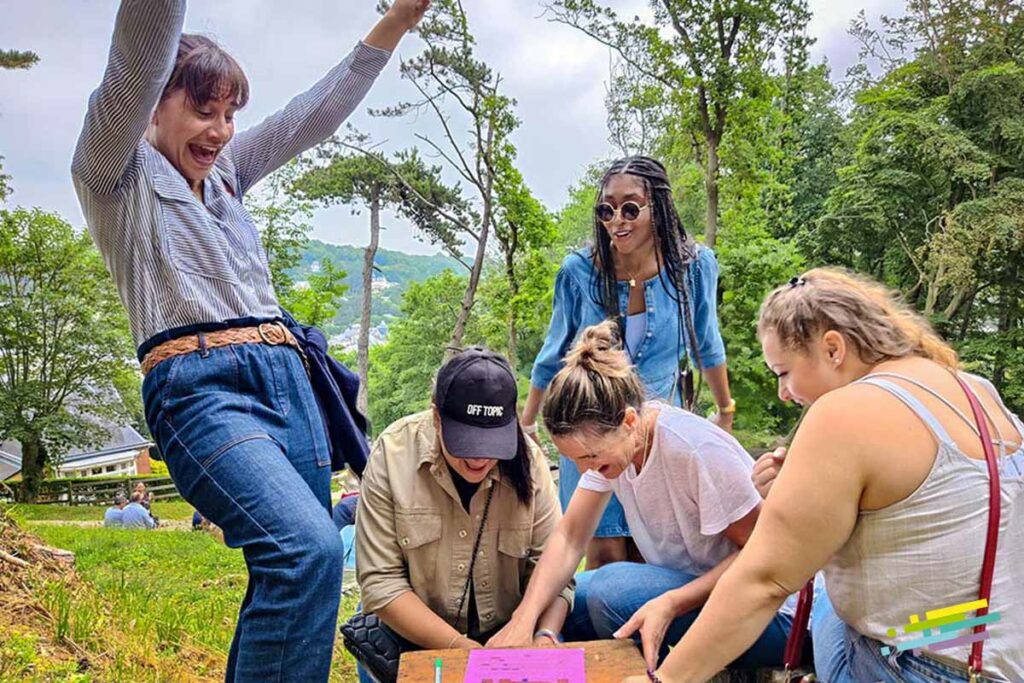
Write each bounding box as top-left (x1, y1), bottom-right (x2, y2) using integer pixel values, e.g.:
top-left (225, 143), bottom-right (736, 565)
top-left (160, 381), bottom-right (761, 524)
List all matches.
top-left (629, 278), bottom-right (636, 288)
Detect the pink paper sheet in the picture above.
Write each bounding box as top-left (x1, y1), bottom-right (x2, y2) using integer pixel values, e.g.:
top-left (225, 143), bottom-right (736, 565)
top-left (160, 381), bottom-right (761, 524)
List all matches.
top-left (462, 648), bottom-right (586, 683)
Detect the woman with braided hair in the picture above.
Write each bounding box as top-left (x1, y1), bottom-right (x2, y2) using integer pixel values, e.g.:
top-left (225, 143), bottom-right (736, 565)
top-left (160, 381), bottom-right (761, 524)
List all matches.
top-left (524, 156), bottom-right (735, 570)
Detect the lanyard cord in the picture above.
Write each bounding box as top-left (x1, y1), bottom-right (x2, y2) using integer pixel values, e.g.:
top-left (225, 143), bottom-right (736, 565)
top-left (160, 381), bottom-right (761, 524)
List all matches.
top-left (455, 483), bottom-right (496, 626)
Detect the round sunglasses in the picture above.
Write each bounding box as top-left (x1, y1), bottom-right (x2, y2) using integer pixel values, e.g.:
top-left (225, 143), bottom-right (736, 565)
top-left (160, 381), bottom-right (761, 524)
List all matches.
top-left (595, 201), bottom-right (649, 224)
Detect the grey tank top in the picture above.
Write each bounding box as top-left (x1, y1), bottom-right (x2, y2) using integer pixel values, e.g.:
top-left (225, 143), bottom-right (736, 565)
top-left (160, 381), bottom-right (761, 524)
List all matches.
top-left (824, 373), bottom-right (1024, 681)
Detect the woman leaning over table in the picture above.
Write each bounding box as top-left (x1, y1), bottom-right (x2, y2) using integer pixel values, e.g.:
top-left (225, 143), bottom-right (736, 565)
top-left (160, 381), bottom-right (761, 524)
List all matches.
top-left (354, 348), bottom-right (572, 682)
top-left (628, 270), bottom-right (1024, 683)
top-left (524, 156), bottom-right (735, 571)
top-left (71, 1), bottom-right (428, 680)
top-left (491, 322), bottom-right (791, 674)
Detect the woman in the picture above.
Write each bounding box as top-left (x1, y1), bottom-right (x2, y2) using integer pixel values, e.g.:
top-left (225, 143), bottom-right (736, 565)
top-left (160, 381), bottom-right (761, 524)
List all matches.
top-left (490, 322), bottom-right (790, 673)
top-left (354, 348), bottom-right (572, 682)
top-left (71, 1), bottom-right (427, 679)
top-left (525, 156), bottom-right (735, 569)
top-left (636, 269), bottom-right (1023, 683)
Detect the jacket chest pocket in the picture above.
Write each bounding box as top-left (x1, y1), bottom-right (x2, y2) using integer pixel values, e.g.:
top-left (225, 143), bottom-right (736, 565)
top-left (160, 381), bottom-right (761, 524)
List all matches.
top-left (152, 174), bottom-right (242, 284)
top-left (395, 512), bottom-right (443, 589)
top-left (496, 527), bottom-right (531, 595)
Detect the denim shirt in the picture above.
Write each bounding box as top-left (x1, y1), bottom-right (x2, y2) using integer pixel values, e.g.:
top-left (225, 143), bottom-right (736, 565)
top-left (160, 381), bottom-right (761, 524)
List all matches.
top-left (530, 245), bottom-right (726, 401)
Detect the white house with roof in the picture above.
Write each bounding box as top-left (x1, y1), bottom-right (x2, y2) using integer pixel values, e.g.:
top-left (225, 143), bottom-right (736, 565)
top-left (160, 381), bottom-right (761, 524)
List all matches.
top-left (0, 447), bottom-right (21, 481)
top-left (0, 424), bottom-right (153, 480)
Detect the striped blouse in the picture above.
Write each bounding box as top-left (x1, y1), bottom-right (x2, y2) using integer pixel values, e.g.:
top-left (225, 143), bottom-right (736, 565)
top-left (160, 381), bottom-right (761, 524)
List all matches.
top-left (71, 0), bottom-right (391, 352)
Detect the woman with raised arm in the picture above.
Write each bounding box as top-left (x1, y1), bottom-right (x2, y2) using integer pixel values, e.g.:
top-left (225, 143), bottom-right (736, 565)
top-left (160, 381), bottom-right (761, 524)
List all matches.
top-left (71, 2), bottom-right (428, 680)
top-left (524, 156), bottom-right (734, 570)
top-left (628, 269), bottom-right (1023, 683)
top-left (491, 322), bottom-right (790, 674)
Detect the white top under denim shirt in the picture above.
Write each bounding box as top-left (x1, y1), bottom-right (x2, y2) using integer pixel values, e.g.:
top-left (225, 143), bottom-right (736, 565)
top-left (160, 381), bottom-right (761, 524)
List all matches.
top-left (827, 374), bottom-right (1024, 682)
top-left (71, 0), bottom-right (391, 353)
top-left (530, 246), bottom-right (726, 402)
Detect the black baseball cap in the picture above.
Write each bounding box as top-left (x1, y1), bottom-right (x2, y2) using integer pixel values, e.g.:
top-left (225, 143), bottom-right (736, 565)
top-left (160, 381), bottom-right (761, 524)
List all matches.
top-left (434, 348), bottom-right (519, 461)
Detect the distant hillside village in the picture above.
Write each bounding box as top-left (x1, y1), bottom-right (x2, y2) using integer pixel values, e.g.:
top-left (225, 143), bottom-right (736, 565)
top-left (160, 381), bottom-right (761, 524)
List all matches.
top-left (295, 264), bottom-right (394, 352)
top-left (291, 241), bottom-right (458, 336)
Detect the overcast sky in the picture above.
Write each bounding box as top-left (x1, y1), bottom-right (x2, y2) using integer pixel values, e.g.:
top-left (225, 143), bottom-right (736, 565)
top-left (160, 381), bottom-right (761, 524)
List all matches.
top-left (1, 1), bottom-right (900, 256)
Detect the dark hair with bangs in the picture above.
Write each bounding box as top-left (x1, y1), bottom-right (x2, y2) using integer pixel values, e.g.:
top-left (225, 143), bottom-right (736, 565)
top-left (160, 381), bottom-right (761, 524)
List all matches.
top-left (161, 34), bottom-right (249, 109)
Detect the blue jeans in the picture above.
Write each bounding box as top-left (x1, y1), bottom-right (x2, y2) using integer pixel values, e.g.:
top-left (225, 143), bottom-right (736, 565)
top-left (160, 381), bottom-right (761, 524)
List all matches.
top-left (812, 589), bottom-right (978, 682)
top-left (572, 562), bottom-right (792, 668)
top-left (558, 455), bottom-right (630, 537)
top-left (143, 343), bottom-right (343, 682)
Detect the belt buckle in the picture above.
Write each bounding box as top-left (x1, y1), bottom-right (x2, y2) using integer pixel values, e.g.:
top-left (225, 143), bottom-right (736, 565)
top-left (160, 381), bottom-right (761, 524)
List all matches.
top-left (258, 321), bottom-right (284, 346)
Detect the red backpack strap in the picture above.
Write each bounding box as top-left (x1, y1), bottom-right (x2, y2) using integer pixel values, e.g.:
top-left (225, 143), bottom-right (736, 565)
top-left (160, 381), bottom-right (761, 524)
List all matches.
top-left (953, 374), bottom-right (1002, 679)
top-left (783, 579), bottom-right (815, 678)
top-left (783, 374), bottom-right (1002, 682)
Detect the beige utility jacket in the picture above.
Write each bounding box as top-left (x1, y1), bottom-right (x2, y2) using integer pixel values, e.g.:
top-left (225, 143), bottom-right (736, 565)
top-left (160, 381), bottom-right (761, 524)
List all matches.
top-left (355, 410), bottom-right (572, 636)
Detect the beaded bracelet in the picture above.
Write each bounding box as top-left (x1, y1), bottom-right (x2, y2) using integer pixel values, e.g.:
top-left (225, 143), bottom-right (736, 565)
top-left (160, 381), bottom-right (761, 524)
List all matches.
top-left (646, 669), bottom-right (663, 683)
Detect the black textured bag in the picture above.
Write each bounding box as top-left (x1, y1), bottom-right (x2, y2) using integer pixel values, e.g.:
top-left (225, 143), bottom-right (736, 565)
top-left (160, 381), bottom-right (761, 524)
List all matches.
top-left (340, 612), bottom-right (412, 683)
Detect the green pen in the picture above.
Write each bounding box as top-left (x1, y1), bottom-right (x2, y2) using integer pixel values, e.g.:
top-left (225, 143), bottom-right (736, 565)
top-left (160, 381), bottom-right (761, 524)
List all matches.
top-left (434, 657), bottom-right (442, 683)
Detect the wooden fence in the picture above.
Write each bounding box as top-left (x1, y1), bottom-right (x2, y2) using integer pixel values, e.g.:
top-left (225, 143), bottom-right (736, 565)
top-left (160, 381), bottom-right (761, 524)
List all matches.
top-left (10, 476), bottom-right (179, 506)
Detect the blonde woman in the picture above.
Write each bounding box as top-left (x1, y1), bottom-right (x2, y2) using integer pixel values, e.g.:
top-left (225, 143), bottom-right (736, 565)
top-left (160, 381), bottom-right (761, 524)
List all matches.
top-left (633, 269), bottom-right (1023, 683)
top-left (489, 322), bottom-right (791, 673)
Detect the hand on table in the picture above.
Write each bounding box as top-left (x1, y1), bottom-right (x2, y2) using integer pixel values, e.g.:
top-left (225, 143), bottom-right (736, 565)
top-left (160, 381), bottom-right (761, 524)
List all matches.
top-left (613, 593), bottom-right (678, 671)
top-left (450, 634), bottom-right (483, 649)
top-left (485, 617), bottom-right (534, 648)
top-left (752, 446), bottom-right (787, 499)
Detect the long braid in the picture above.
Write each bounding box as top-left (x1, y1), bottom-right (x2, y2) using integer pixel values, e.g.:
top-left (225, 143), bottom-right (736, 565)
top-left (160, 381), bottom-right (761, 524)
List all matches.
top-left (586, 156), bottom-right (704, 406)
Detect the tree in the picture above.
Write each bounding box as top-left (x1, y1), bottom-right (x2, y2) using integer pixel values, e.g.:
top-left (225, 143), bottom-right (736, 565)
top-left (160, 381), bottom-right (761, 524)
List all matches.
top-left (0, 209), bottom-right (134, 501)
top-left (375, 0), bottom-right (521, 351)
top-left (367, 269), bottom-right (485, 431)
top-left (817, 0), bottom-right (1024, 408)
top-left (295, 137), bottom-right (469, 412)
top-left (0, 49), bottom-right (39, 70)
top-left (490, 161), bottom-right (556, 372)
top-left (549, 0), bottom-right (812, 247)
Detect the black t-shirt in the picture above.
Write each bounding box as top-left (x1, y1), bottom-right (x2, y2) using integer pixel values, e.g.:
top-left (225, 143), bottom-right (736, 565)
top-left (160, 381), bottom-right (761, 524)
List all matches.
top-left (447, 463), bottom-right (483, 637)
top-left (448, 463), bottom-right (481, 513)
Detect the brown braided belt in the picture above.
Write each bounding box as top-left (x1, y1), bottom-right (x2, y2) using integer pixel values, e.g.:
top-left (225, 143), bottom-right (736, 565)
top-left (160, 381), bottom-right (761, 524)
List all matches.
top-left (140, 321), bottom-right (303, 376)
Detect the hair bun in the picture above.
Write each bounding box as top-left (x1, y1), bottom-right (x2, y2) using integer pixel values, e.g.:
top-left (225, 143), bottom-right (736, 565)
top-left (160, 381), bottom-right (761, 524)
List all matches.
top-left (565, 321), bottom-right (631, 377)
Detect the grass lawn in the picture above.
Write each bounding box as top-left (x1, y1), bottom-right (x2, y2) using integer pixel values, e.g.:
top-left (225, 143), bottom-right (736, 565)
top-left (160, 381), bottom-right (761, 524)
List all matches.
top-left (5, 499), bottom-right (196, 523)
top-left (22, 523), bottom-right (361, 682)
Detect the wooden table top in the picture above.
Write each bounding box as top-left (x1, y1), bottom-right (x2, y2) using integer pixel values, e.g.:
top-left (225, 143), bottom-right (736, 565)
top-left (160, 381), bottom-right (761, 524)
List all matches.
top-left (398, 639), bottom-right (646, 683)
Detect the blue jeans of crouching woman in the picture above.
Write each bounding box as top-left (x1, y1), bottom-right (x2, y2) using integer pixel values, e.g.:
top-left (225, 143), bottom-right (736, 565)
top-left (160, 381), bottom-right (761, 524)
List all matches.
top-left (143, 342), bottom-right (343, 682)
top-left (568, 563), bottom-right (793, 669)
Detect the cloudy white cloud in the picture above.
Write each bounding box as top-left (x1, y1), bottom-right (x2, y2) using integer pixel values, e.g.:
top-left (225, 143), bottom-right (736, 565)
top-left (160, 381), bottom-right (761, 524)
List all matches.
top-left (1, 0), bottom-right (900, 255)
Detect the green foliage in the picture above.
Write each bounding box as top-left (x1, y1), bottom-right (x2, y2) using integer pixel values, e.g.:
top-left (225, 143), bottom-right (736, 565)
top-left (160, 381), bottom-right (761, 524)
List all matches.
top-left (0, 156), bottom-right (11, 203)
top-left (375, 0), bottom-right (521, 348)
top-left (247, 158), bottom-right (314, 306)
top-left (817, 1), bottom-right (1024, 409)
top-left (285, 257), bottom-right (348, 329)
top-left (366, 270), bottom-right (486, 432)
top-left (0, 49), bottom-right (39, 70)
top-left (0, 208), bottom-right (134, 500)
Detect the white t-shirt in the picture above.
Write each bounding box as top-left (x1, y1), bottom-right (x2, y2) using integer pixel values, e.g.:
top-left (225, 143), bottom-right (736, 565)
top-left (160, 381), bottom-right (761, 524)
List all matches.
top-left (578, 404), bottom-right (763, 574)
